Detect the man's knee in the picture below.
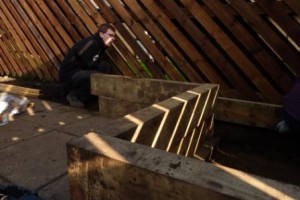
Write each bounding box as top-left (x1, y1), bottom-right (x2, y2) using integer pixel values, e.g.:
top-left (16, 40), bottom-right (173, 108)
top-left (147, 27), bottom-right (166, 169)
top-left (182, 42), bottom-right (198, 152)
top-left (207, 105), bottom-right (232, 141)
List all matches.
top-left (97, 62), bottom-right (112, 74)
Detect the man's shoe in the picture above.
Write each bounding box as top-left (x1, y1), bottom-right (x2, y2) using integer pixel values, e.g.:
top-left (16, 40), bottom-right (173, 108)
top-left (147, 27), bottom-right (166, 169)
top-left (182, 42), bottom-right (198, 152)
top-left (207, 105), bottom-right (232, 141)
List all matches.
top-left (275, 120), bottom-right (290, 134)
top-left (66, 93), bottom-right (85, 108)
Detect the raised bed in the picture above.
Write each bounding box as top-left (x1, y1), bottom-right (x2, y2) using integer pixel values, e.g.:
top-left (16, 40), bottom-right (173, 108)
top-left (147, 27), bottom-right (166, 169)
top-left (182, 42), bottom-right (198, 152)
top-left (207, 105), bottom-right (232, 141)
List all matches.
top-left (67, 74), bottom-right (299, 200)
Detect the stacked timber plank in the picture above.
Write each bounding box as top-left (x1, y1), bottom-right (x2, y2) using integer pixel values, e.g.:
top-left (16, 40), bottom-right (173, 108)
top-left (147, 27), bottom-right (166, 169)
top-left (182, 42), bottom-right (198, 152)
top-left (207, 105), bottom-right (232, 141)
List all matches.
top-left (0, 82), bottom-right (41, 98)
top-left (89, 74), bottom-right (219, 158)
top-left (91, 74), bottom-right (283, 129)
top-left (215, 97), bottom-right (283, 129)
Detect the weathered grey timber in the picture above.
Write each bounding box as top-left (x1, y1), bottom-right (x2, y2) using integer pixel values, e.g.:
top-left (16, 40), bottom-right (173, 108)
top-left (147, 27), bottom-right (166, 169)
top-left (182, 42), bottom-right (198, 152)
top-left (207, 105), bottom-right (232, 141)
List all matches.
top-left (91, 74), bottom-right (282, 129)
top-left (68, 133), bottom-right (300, 200)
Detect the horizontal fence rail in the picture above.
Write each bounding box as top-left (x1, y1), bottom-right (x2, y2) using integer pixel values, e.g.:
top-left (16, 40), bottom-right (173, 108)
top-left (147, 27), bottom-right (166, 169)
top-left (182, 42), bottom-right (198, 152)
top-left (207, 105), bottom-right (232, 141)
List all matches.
top-left (0, 0), bottom-right (299, 104)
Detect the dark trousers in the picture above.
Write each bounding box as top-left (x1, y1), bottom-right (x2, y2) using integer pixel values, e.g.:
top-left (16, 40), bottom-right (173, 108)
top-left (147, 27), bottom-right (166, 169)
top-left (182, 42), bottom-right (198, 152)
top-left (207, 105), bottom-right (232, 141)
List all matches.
top-left (62, 63), bottom-right (112, 104)
top-left (283, 111), bottom-right (300, 134)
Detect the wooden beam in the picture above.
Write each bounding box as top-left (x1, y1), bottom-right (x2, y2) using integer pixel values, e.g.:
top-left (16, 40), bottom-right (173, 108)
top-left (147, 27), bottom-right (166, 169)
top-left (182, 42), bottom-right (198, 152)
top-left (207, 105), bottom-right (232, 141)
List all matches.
top-left (215, 97), bottom-right (282, 129)
top-left (94, 84), bottom-right (218, 158)
top-left (0, 83), bottom-right (41, 97)
top-left (67, 133), bottom-right (300, 200)
top-left (92, 74), bottom-right (282, 129)
top-left (91, 74), bottom-right (199, 103)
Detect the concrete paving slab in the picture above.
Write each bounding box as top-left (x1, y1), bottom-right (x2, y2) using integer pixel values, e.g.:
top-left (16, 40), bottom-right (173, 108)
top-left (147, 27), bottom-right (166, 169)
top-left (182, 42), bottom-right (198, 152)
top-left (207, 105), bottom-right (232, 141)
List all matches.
top-left (0, 118), bottom-right (50, 149)
top-left (37, 174), bottom-right (70, 200)
top-left (0, 130), bottom-right (75, 190)
top-left (60, 115), bottom-right (114, 136)
top-left (19, 105), bottom-right (97, 130)
top-left (26, 98), bottom-right (64, 113)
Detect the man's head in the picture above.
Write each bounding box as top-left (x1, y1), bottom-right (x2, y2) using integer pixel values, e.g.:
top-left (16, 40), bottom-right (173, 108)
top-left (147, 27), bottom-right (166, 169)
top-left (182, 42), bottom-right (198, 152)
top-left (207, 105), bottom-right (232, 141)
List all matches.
top-left (98, 23), bottom-right (116, 47)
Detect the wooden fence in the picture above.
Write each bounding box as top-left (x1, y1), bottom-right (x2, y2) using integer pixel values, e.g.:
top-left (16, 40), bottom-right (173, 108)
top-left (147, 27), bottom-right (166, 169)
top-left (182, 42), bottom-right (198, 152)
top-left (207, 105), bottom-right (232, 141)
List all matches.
top-left (0, 0), bottom-right (299, 104)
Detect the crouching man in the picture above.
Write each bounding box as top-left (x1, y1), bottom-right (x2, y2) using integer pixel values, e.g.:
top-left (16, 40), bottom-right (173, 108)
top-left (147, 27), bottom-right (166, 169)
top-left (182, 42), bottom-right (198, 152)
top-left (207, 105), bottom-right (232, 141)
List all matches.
top-left (59, 23), bottom-right (116, 108)
top-left (276, 77), bottom-right (300, 134)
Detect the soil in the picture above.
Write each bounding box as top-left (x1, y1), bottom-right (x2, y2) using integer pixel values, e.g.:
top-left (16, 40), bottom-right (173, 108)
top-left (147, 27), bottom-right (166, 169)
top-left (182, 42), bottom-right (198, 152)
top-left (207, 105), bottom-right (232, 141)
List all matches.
top-left (214, 121), bottom-right (300, 186)
top-left (1, 77), bottom-right (300, 186)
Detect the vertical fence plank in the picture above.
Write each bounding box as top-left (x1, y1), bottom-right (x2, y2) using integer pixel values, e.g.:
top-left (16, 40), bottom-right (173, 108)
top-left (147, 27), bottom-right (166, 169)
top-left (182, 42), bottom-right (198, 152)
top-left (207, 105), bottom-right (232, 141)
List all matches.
top-left (0, 39), bottom-right (18, 76)
top-left (20, 0), bottom-right (63, 62)
top-left (124, 0), bottom-right (208, 83)
top-left (180, 0), bottom-right (282, 103)
top-left (89, 0), bottom-right (147, 77)
top-left (67, 0), bottom-right (98, 33)
top-left (105, 0), bottom-right (186, 81)
top-left (94, 0), bottom-right (165, 78)
top-left (14, 0), bottom-right (59, 79)
top-left (159, 1), bottom-right (231, 85)
top-left (0, 3), bottom-right (44, 79)
top-left (203, 0), bottom-right (295, 93)
top-left (55, 0), bottom-right (91, 38)
top-left (6, 0), bottom-right (55, 79)
top-left (0, 0), bottom-right (299, 104)
top-left (228, 0), bottom-right (300, 76)
top-left (0, 56), bottom-right (10, 75)
top-left (142, 1), bottom-right (256, 99)
top-left (0, 36), bottom-right (27, 76)
top-left (255, 0), bottom-right (300, 47)
top-left (27, 0), bottom-right (69, 56)
top-left (44, 0), bottom-right (81, 42)
top-left (35, 0), bottom-right (74, 49)
top-left (284, 0), bottom-right (300, 16)
top-left (0, 15), bottom-right (33, 77)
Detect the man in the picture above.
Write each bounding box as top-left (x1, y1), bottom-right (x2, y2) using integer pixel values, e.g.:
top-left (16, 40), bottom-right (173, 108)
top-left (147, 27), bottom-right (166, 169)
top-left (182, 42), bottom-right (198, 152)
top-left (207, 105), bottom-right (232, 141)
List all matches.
top-left (276, 77), bottom-right (300, 134)
top-left (59, 23), bottom-right (116, 108)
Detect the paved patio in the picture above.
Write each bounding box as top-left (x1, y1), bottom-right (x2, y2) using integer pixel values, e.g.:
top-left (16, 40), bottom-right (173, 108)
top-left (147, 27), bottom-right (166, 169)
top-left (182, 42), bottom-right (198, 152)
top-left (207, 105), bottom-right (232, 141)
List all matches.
top-left (0, 97), bottom-right (112, 200)
top-left (1, 81), bottom-right (300, 199)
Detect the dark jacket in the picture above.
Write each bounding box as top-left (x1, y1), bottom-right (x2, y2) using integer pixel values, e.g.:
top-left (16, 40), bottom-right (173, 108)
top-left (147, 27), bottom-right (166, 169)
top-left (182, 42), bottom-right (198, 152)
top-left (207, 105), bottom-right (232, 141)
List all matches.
top-left (284, 78), bottom-right (300, 123)
top-left (59, 33), bottom-right (107, 83)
